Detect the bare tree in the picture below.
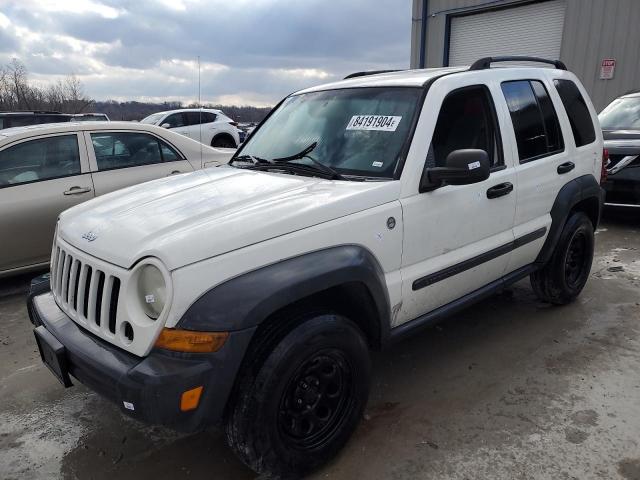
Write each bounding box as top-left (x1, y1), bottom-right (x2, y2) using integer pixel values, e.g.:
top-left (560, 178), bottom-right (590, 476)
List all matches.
top-left (0, 59), bottom-right (94, 113)
top-left (61, 74), bottom-right (93, 113)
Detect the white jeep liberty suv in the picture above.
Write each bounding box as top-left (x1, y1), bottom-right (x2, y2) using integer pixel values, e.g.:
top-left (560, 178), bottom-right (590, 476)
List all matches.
top-left (29, 57), bottom-right (605, 477)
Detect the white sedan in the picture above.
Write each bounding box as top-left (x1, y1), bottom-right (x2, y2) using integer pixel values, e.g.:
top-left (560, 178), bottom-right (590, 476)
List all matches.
top-left (0, 121), bottom-right (234, 277)
top-left (140, 108), bottom-right (241, 148)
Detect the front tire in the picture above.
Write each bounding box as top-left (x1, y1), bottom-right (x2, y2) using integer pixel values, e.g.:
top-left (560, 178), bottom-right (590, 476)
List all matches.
top-left (530, 211), bottom-right (594, 304)
top-left (226, 313), bottom-right (370, 477)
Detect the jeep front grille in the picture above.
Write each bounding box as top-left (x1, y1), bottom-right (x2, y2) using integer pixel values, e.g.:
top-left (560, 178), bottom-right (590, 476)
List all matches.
top-left (51, 243), bottom-right (121, 336)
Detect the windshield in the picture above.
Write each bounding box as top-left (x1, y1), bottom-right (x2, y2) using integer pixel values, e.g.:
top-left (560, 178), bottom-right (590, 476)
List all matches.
top-left (140, 112), bottom-right (165, 125)
top-left (236, 87), bottom-right (422, 178)
top-left (599, 97), bottom-right (640, 130)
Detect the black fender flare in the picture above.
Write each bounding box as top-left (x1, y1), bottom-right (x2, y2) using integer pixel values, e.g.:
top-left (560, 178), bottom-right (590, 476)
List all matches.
top-left (536, 174), bottom-right (604, 265)
top-left (176, 245), bottom-right (391, 336)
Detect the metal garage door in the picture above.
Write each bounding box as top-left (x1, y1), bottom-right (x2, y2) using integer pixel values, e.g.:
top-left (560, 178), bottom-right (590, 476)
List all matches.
top-left (448, 1), bottom-right (566, 66)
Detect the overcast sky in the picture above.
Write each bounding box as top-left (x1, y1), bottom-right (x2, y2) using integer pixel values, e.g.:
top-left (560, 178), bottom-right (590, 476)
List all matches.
top-left (0, 0), bottom-right (411, 106)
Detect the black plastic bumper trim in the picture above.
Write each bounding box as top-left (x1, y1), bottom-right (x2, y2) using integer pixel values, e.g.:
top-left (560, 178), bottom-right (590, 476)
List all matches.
top-left (28, 291), bottom-right (255, 432)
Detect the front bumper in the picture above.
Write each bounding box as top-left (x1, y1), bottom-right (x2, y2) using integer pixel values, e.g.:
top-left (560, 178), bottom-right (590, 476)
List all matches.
top-left (28, 278), bottom-right (255, 432)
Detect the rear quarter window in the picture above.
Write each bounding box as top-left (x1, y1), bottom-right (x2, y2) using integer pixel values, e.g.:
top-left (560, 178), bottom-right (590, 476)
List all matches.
top-left (553, 79), bottom-right (596, 147)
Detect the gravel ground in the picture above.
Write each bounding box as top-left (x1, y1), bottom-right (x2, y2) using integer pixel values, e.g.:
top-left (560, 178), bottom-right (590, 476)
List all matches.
top-left (1, 208), bottom-right (639, 480)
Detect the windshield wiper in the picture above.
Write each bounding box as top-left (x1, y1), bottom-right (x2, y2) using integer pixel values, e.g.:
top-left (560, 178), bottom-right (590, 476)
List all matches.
top-left (231, 154), bottom-right (272, 166)
top-left (271, 142), bottom-right (345, 180)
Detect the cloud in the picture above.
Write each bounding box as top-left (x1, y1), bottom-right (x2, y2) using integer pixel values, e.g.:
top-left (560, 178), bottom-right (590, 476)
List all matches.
top-left (0, 0), bottom-right (410, 105)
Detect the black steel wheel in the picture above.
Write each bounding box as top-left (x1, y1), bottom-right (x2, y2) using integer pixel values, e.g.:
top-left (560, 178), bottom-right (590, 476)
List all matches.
top-left (564, 230), bottom-right (589, 288)
top-left (531, 211), bottom-right (594, 304)
top-left (226, 313), bottom-right (370, 478)
top-left (278, 349), bottom-right (354, 449)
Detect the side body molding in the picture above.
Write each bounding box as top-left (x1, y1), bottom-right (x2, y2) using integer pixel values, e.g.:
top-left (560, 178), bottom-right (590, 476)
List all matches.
top-left (536, 174), bottom-right (604, 265)
top-left (177, 245), bottom-right (392, 334)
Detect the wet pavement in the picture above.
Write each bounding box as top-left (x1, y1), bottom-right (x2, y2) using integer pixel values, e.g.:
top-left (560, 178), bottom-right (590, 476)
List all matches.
top-left (1, 208), bottom-right (639, 480)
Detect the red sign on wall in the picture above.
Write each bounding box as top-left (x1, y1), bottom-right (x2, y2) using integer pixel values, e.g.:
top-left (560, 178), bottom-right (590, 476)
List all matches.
top-left (600, 59), bottom-right (616, 80)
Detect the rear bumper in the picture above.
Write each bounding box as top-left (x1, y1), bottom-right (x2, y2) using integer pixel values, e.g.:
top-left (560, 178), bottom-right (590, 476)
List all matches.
top-left (28, 278), bottom-right (255, 432)
top-left (604, 171), bottom-right (640, 206)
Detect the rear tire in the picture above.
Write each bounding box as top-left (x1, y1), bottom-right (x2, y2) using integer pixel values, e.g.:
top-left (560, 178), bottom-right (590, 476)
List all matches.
top-left (530, 211), bottom-right (594, 304)
top-left (211, 135), bottom-right (236, 148)
top-left (225, 313), bottom-right (370, 478)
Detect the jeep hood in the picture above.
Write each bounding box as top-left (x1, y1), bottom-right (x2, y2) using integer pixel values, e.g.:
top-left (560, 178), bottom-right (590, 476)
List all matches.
top-left (58, 166), bottom-right (399, 270)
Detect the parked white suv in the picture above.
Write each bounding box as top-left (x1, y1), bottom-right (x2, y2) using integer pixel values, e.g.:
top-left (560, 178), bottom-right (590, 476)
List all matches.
top-left (29, 57), bottom-right (605, 478)
top-left (140, 108), bottom-right (241, 148)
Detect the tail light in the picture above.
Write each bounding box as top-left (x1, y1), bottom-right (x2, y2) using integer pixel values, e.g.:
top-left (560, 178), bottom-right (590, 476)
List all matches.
top-left (228, 121), bottom-right (238, 127)
top-left (600, 148), bottom-right (609, 184)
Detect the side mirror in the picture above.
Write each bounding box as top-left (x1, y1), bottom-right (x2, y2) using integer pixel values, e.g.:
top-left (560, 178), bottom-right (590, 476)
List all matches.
top-left (161, 123), bottom-right (171, 129)
top-left (420, 149), bottom-right (490, 192)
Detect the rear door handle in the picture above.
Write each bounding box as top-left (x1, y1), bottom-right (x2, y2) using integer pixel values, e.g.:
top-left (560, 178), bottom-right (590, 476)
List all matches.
top-left (63, 186), bottom-right (91, 195)
top-left (486, 182), bottom-right (513, 199)
top-left (557, 161), bottom-right (575, 174)
top-left (167, 170), bottom-right (181, 176)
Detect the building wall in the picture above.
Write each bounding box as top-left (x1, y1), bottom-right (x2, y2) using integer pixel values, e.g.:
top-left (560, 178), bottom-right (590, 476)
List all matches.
top-left (410, 0), bottom-right (640, 110)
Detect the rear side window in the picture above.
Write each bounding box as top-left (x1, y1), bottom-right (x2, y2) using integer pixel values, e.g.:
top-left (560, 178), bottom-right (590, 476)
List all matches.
top-left (184, 112), bottom-right (202, 126)
top-left (530, 81), bottom-right (563, 153)
top-left (202, 112), bottom-right (216, 123)
top-left (501, 80), bottom-right (564, 162)
top-left (91, 132), bottom-right (181, 170)
top-left (184, 112), bottom-right (217, 125)
top-left (553, 79), bottom-right (596, 147)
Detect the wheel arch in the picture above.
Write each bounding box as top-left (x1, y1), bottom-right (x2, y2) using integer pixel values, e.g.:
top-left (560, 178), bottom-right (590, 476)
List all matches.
top-left (536, 174), bottom-right (604, 265)
top-left (177, 245), bottom-right (391, 348)
top-left (211, 132), bottom-right (237, 148)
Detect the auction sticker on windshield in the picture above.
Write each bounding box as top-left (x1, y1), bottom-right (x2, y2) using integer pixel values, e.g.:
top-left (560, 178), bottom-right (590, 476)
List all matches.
top-left (346, 115), bottom-right (401, 132)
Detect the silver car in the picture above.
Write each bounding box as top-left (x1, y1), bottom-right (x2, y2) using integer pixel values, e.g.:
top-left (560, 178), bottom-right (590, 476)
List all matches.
top-left (0, 121), bottom-right (234, 277)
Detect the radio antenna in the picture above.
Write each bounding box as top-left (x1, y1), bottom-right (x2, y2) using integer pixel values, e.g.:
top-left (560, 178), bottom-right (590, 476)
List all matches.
top-left (198, 55), bottom-right (203, 164)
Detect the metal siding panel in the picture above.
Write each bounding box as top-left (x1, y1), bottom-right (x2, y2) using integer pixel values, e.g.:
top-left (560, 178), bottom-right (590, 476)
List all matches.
top-left (561, 0), bottom-right (640, 110)
top-left (448, 1), bottom-right (567, 66)
top-left (415, 0), bottom-right (640, 110)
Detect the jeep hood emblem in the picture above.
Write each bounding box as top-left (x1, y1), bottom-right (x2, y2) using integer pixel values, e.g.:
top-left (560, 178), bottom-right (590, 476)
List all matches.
top-left (82, 231), bottom-right (98, 242)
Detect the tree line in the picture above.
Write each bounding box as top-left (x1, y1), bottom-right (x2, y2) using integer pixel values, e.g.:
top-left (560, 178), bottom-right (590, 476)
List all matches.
top-left (0, 59), bottom-right (92, 113)
top-left (0, 59), bottom-right (273, 123)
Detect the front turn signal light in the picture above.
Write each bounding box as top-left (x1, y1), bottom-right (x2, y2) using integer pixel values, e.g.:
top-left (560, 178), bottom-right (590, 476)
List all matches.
top-left (154, 328), bottom-right (229, 353)
top-left (180, 386), bottom-right (203, 411)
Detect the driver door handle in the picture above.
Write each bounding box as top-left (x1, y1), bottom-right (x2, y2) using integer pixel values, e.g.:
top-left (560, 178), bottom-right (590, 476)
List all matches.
top-left (486, 182), bottom-right (514, 199)
top-left (557, 161), bottom-right (575, 174)
top-left (63, 186), bottom-right (91, 195)
top-left (167, 170), bottom-right (181, 176)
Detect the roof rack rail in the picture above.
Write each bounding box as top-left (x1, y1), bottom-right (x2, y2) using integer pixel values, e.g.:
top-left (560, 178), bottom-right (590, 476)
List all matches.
top-left (0, 110), bottom-right (66, 115)
top-left (344, 69), bottom-right (402, 80)
top-left (469, 56), bottom-right (567, 71)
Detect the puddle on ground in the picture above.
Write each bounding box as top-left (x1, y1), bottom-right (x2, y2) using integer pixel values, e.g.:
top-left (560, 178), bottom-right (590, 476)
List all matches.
top-left (0, 391), bottom-right (92, 479)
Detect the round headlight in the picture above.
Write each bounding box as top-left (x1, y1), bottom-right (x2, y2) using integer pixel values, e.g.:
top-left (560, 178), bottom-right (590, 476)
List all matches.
top-left (137, 264), bottom-right (167, 319)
